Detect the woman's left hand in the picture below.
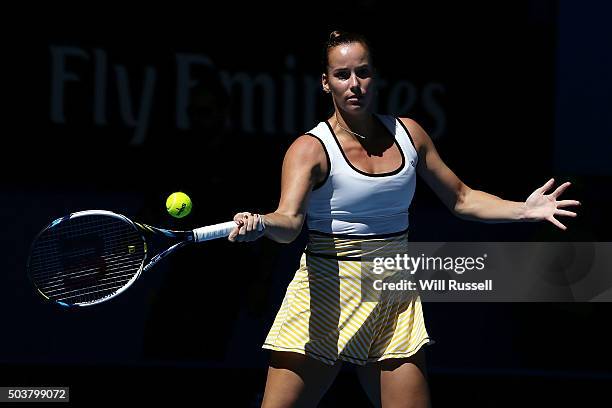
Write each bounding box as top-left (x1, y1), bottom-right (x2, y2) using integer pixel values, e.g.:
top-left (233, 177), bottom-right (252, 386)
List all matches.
top-left (524, 178), bottom-right (580, 230)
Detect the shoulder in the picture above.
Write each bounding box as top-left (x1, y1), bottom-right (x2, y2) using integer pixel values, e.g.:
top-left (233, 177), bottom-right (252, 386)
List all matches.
top-left (284, 134), bottom-right (327, 166)
top-left (282, 134), bottom-right (329, 185)
top-left (396, 117), bottom-right (433, 152)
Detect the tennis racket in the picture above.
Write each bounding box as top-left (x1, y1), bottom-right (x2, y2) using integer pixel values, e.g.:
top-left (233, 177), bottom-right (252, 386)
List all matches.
top-left (26, 210), bottom-right (245, 307)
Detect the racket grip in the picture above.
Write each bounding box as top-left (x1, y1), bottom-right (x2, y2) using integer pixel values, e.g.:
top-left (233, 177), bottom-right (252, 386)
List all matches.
top-left (193, 221), bottom-right (238, 242)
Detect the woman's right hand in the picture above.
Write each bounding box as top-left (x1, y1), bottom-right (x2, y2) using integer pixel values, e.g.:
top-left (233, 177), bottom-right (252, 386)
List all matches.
top-left (228, 212), bottom-right (266, 242)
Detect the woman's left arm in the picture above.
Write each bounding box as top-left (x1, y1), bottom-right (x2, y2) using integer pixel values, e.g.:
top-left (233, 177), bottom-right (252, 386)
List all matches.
top-left (401, 118), bottom-right (580, 230)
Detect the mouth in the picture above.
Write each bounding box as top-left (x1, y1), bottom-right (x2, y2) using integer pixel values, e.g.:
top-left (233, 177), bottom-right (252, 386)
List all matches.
top-left (346, 95), bottom-right (362, 103)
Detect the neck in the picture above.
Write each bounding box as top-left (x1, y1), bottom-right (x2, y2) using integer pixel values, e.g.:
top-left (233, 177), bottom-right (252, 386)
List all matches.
top-left (335, 111), bottom-right (375, 140)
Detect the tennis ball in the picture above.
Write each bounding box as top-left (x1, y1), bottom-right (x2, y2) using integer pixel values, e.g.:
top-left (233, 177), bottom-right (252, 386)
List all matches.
top-left (166, 192), bottom-right (192, 218)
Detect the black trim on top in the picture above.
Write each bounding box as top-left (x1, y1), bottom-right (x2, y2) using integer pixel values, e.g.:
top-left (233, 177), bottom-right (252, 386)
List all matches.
top-left (304, 133), bottom-right (331, 191)
top-left (324, 115), bottom-right (405, 177)
top-left (308, 227), bottom-right (409, 239)
top-left (395, 116), bottom-right (419, 165)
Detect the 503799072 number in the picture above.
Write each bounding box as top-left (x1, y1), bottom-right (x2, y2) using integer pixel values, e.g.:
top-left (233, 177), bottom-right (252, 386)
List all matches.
top-left (1, 387), bottom-right (69, 402)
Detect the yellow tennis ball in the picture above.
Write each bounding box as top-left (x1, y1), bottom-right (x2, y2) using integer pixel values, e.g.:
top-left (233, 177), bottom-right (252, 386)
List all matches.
top-left (166, 192), bottom-right (192, 218)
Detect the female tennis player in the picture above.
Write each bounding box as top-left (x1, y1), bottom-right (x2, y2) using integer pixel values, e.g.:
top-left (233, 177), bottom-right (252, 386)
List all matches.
top-left (228, 31), bottom-right (579, 408)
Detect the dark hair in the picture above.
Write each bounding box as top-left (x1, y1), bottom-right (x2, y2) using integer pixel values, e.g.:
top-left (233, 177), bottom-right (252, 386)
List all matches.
top-left (322, 30), bottom-right (373, 73)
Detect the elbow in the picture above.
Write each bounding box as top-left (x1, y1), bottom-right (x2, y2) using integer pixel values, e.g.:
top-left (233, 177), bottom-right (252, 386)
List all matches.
top-left (276, 234), bottom-right (300, 244)
top-left (267, 212), bottom-right (304, 244)
top-left (273, 226), bottom-right (301, 244)
top-left (283, 217), bottom-right (305, 243)
top-left (452, 184), bottom-right (472, 219)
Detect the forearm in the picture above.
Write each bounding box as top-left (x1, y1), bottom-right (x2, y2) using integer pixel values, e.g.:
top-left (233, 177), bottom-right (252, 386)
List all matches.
top-left (262, 212), bottom-right (304, 243)
top-left (455, 187), bottom-right (528, 223)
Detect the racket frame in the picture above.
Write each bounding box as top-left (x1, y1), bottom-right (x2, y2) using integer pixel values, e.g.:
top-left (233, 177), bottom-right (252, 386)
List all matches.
top-left (28, 210), bottom-right (241, 307)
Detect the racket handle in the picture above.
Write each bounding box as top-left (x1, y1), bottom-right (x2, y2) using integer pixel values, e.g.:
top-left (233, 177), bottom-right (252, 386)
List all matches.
top-left (193, 221), bottom-right (238, 242)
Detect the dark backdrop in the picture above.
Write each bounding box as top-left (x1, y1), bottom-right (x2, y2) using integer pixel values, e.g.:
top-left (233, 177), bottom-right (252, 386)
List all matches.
top-left (2, 1), bottom-right (611, 406)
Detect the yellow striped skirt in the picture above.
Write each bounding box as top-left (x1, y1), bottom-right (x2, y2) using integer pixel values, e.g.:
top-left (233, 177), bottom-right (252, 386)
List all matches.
top-left (263, 230), bottom-right (433, 366)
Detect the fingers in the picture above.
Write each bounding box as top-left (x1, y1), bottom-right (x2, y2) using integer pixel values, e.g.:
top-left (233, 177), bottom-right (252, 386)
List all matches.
top-left (538, 178), bottom-right (555, 194)
top-left (555, 209), bottom-right (577, 217)
top-left (227, 220), bottom-right (243, 242)
top-left (551, 181), bottom-right (571, 199)
top-left (233, 212), bottom-right (250, 222)
top-left (239, 212), bottom-right (254, 236)
top-left (557, 200), bottom-right (581, 208)
top-left (228, 227), bottom-right (238, 242)
top-left (228, 212), bottom-right (264, 242)
top-left (229, 212), bottom-right (248, 242)
top-left (548, 216), bottom-right (567, 231)
top-left (246, 213), bottom-right (256, 232)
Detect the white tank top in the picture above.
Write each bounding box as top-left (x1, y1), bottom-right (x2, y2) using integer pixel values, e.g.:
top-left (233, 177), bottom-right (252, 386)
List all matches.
top-left (305, 114), bottom-right (419, 236)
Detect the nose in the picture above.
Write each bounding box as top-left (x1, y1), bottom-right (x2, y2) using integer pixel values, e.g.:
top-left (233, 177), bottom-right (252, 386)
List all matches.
top-left (349, 73), bottom-right (361, 93)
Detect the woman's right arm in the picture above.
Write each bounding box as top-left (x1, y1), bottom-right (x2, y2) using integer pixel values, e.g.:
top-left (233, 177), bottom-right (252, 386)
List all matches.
top-left (228, 135), bottom-right (327, 243)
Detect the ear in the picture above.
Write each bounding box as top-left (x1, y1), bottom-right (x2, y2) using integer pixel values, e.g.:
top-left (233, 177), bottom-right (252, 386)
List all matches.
top-left (321, 73), bottom-right (330, 93)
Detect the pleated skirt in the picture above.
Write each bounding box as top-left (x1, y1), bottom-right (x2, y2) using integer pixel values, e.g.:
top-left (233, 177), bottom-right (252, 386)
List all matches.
top-left (263, 231), bottom-right (433, 366)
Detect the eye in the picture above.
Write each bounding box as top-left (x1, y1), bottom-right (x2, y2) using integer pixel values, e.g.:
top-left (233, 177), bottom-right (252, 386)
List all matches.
top-left (334, 70), bottom-right (350, 80)
top-left (356, 67), bottom-right (372, 79)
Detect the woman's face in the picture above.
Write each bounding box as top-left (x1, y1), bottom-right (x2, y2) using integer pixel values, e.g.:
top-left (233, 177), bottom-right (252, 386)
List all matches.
top-left (322, 42), bottom-right (375, 114)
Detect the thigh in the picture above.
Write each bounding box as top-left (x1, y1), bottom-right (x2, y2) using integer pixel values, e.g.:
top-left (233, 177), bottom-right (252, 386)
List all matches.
top-left (380, 350), bottom-right (430, 408)
top-left (356, 350), bottom-right (430, 408)
top-left (261, 351), bottom-right (343, 408)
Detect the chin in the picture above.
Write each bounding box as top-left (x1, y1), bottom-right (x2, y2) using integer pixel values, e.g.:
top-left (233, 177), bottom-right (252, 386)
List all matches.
top-left (343, 104), bottom-right (369, 114)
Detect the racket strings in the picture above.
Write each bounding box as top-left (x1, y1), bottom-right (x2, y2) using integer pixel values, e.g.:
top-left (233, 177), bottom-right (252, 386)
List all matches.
top-left (34, 259), bottom-right (143, 293)
top-left (28, 226), bottom-right (143, 266)
top-left (29, 240), bottom-right (144, 277)
top-left (31, 252), bottom-right (142, 283)
top-left (28, 214), bottom-right (145, 305)
top-left (53, 283), bottom-right (133, 303)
